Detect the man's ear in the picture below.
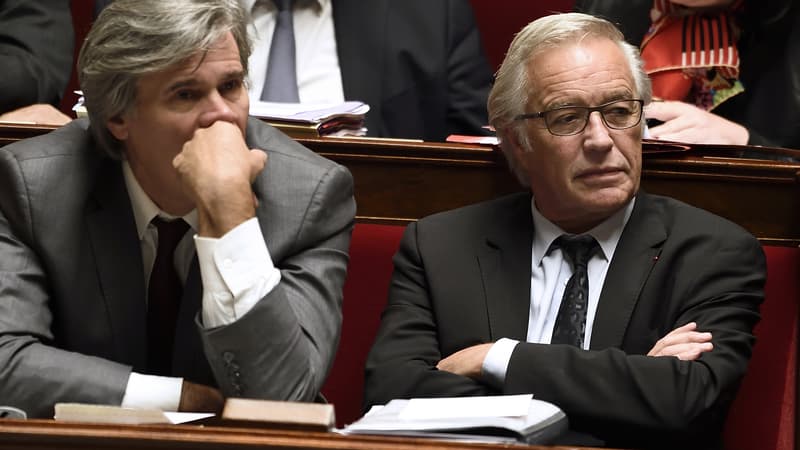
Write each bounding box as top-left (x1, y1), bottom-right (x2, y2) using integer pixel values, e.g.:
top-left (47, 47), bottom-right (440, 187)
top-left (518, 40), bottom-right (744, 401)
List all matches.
top-left (106, 114), bottom-right (129, 141)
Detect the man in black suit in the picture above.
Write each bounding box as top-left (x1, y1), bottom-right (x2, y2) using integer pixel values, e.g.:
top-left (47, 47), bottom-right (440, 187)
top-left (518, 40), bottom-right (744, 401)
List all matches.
top-left (243, 0), bottom-right (493, 141)
top-left (327, 0), bottom-right (492, 141)
top-left (364, 13), bottom-right (765, 449)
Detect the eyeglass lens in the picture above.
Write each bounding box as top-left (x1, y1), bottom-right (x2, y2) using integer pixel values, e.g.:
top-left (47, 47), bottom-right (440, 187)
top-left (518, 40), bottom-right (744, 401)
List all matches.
top-left (545, 100), bottom-right (642, 136)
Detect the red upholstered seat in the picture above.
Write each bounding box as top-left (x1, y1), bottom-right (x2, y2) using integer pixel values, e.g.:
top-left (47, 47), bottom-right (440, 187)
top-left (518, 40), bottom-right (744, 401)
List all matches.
top-left (723, 245), bottom-right (798, 450)
top-left (321, 223), bottom-right (405, 427)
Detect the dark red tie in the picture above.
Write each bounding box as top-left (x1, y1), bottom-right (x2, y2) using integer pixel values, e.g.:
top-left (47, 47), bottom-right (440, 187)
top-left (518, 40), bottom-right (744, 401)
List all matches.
top-left (147, 217), bottom-right (190, 375)
top-left (551, 234), bottom-right (599, 348)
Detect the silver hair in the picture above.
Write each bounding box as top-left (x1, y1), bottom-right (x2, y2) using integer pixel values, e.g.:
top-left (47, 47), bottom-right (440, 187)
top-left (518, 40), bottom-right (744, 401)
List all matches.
top-left (487, 13), bottom-right (652, 187)
top-left (78, 0), bottom-right (251, 159)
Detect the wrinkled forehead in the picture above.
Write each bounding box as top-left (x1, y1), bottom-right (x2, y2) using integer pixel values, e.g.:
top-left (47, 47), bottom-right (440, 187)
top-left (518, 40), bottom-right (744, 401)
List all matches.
top-left (524, 37), bottom-right (636, 110)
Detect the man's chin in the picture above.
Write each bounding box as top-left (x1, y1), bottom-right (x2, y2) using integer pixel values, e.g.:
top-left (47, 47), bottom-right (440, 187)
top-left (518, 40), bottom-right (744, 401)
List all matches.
top-left (582, 187), bottom-right (635, 212)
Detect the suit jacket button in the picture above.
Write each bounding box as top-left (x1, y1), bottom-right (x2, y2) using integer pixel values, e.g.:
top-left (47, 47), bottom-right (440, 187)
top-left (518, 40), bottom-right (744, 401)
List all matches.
top-left (223, 351), bottom-right (235, 364)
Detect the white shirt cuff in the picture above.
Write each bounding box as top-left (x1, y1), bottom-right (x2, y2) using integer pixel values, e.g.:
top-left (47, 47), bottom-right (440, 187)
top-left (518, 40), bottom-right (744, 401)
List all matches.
top-left (481, 338), bottom-right (519, 390)
top-left (194, 217), bottom-right (281, 328)
top-left (121, 372), bottom-right (183, 411)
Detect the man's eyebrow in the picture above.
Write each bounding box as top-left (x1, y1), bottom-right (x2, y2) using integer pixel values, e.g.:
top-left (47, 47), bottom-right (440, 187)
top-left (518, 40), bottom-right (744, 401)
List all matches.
top-left (222, 69), bottom-right (246, 80)
top-left (215, 70), bottom-right (246, 85)
top-left (163, 69), bottom-right (245, 94)
top-left (545, 91), bottom-right (636, 109)
top-left (166, 78), bottom-right (199, 94)
top-left (603, 91), bottom-right (636, 102)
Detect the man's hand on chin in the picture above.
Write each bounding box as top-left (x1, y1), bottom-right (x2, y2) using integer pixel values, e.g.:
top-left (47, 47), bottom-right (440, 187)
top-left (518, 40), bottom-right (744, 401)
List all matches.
top-left (436, 343), bottom-right (493, 380)
top-left (173, 121), bottom-right (267, 237)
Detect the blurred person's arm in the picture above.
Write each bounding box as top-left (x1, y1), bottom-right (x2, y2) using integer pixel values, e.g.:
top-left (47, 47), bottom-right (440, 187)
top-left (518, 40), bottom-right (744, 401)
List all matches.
top-left (645, 101), bottom-right (749, 145)
top-left (0, 104), bottom-right (71, 125)
top-left (0, 0), bottom-right (74, 114)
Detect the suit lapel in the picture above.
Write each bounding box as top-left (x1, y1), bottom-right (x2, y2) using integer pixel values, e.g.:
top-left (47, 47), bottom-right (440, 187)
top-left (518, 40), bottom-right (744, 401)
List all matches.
top-left (591, 193), bottom-right (666, 349)
top-left (333, 0), bottom-right (388, 135)
top-left (86, 160), bottom-right (148, 369)
top-left (480, 194), bottom-right (533, 342)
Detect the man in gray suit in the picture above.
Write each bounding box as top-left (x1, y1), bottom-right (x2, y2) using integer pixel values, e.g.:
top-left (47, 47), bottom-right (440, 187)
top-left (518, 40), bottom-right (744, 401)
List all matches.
top-left (365, 13), bottom-right (764, 448)
top-left (0, 0), bottom-right (354, 417)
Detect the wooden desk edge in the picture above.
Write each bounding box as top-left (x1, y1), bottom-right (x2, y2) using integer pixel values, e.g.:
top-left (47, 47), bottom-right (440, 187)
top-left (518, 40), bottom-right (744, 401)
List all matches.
top-left (0, 419), bottom-right (605, 450)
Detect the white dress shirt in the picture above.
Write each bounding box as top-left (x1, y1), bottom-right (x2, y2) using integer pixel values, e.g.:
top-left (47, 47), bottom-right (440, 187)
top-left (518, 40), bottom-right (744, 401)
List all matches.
top-left (119, 162), bottom-right (281, 410)
top-left (243, 0), bottom-right (344, 104)
top-left (481, 197), bottom-right (636, 389)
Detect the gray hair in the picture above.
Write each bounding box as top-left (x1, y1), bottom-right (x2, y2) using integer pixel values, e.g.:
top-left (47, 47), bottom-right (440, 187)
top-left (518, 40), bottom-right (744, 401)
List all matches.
top-left (78, 0), bottom-right (251, 159)
top-left (487, 13), bottom-right (652, 186)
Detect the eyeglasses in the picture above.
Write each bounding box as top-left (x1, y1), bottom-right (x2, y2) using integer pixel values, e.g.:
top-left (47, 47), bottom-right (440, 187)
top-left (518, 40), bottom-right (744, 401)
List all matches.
top-left (513, 99), bottom-right (644, 136)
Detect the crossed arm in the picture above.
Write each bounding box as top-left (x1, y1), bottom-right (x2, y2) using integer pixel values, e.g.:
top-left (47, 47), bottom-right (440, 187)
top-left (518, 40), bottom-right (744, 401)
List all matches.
top-left (437, 321), bottom-right (714, 380)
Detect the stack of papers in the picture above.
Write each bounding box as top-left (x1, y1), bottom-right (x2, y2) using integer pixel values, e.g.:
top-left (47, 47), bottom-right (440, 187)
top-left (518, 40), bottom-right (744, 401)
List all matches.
top-left (342, 394), bottom-right (567, 445)
top-left (250, 101), bottom-right (369, 138)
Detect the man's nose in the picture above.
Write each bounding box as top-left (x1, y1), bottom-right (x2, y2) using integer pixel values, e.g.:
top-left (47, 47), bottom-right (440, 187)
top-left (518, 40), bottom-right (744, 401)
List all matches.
top-left (198, 91), bottom-right (238, 128)
top-left (582, 111), bottom-right (613, 150)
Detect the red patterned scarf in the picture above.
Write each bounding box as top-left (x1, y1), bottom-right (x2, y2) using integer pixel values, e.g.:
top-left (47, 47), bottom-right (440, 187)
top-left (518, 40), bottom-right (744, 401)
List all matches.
top-left (640, 0), bottom-right (744, 110)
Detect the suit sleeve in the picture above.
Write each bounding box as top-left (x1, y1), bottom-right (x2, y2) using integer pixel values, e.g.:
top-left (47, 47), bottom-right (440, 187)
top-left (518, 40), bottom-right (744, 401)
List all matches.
top-left (504, 230), bottom-right (765, 446)
top-left (200, 163), bottom-right (356, 402)
top-left (364, 222), bottom-right (492, 408)
top-left (0, 0), bottom-right (74, 113)
top-left (0, 151), bottom-right (130, 419)
top-left (444, 0), bottom-right (493, 137)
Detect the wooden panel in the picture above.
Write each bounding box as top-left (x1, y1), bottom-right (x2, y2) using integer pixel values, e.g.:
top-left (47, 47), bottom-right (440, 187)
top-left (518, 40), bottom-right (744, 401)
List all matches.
top-left (299, 136), bottom-right (800, 246)
top-left (1, 124), bottom-right (798, 245)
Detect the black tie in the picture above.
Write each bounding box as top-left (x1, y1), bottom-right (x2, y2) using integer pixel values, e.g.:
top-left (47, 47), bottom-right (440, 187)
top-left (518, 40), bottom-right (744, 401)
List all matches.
top-left (260, 0), bottom-right (300, 102)
top-left (147, 217), bottom-right (190, 375)
top-left (551, 234), bottom-right (599, 348)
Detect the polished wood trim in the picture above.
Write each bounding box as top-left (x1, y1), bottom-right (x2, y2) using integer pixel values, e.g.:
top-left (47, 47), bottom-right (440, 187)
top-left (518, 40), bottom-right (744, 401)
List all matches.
top-left (0, 123), bottom-right (57, 146)
top-left (0, 419), bottom-right (603, 450)
top-left (299, 137), bottom-right (800, 246)
top-left (1, 124), bottom-right (798, 245)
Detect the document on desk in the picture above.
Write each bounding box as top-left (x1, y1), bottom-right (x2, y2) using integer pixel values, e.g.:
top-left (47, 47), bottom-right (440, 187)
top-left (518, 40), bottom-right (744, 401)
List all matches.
top-left (342, 394), bottom-right (567, 445)
top-left (249, 101), bottom-right (370, 137)
top-left (54, 403), bottom-right (213, 425)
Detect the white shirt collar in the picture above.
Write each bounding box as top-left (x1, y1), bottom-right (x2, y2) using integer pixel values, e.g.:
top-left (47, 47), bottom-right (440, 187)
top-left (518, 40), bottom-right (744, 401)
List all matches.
top-left (531, 196), bottom-right (636, 267)
top-left (122, 161), bottom-right (198, 240)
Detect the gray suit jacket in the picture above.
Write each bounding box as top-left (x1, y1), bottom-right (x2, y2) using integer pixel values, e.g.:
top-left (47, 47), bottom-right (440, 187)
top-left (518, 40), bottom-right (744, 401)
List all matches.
top-left (0, 118), bottom-right (355, 418)
top-left (365, 192), bottom-right (765, 448)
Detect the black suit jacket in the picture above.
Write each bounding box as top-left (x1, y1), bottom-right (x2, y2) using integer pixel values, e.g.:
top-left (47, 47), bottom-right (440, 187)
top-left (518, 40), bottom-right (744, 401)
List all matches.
top-left (0, 0), bottom-right (74, 113)
top-left (333, 0), bottom-right (493, 141)
top-left (365, 192), bottom-right (765, 448)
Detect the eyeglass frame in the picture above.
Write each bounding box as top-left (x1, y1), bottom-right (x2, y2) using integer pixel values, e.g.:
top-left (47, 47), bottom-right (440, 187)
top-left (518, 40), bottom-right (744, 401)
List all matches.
top-left (512, 99), bottom-right (645, 136)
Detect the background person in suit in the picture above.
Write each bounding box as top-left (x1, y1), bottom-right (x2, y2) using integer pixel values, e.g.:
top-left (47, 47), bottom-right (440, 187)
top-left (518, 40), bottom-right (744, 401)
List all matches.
top-left (243, 0), bottom-right (493, 141)
top-left (0, 0), bottom-right (355, 418)
top-left (575, 0), bottom-right (800, 149)
top-left (364, 13), bottom-right (765, 448)
top-left (0, 0), bottom-right (73, 125)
